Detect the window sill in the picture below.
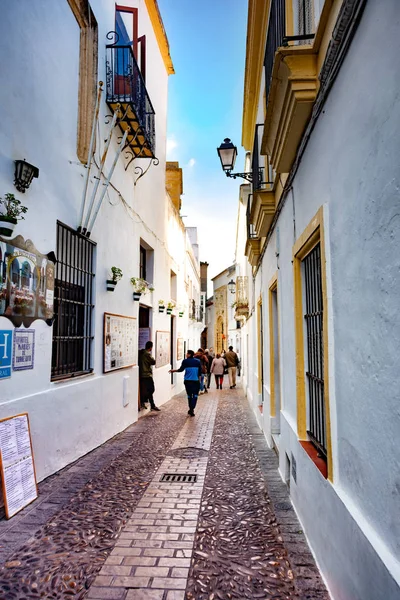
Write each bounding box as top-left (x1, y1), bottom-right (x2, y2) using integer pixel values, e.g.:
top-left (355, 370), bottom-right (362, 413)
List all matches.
top-left (52, 371), bottom-right (95, 384)
top-left (299, 441), bottom-right (327, 479)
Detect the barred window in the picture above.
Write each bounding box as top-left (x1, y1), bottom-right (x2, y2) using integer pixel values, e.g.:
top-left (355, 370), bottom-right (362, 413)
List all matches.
top-left (51, 222), bottom-right (95, 380)
top-left (303, 243), bottom-right (326, 458)
top-left (297, 0), bottom-right (314, 37)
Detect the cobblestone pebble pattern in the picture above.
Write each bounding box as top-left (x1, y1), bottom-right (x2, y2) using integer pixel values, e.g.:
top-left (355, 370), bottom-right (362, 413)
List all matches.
top-left (0, 398), bottom-right (188, 600)
top-left (88, 399), bottom-right (218, 600)
top-left (186, 390), bottom-right (297, 600)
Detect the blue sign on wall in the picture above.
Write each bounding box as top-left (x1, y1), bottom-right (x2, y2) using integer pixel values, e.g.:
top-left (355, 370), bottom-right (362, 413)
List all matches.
top-left (0, 330), bottom-right (12, 379)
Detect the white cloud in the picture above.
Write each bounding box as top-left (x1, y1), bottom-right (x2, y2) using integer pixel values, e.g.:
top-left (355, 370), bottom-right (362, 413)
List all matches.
top-left (166, 136), bottom-right (178, 158)
top-left (187, 158), bottom-right (196, 168)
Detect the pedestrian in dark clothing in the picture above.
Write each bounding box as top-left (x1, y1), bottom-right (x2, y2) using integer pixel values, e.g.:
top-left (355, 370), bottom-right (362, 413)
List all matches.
top-left (169, 350), bottom-right (202, 416)
top-left (225, 346), bottom-right (239, 389)
top-left (194, 348), bottom-right (208, 394)
top-left (138, 341), bottom-right (160, 411)
top-left (204, 349), bottom-right (212, 388)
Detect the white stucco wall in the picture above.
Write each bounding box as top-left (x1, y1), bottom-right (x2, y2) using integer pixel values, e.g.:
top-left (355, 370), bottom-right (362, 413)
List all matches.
top-left (238, 0), bottom-right (400, 597)
top-left (0, 0), bottom-right (201, 483)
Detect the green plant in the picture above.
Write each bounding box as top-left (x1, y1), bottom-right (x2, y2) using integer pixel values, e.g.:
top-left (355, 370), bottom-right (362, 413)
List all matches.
top-left (110, 266), bottom-right (123, 282)
top-left (0, 193), bottom-right (28, 221)
top-left (158, 299), bottom-right (165, 306)
top-left (130, 277), bottom-right (153, 294)
top-left (167, 301), bottom-right (176, 310)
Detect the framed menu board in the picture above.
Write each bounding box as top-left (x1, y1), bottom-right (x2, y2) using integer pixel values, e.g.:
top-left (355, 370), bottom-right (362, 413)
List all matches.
top-left (0, 413), bottom-right (38, 519)
top-left (104, 313), bottom-right (137, 373)
top-left (155, 331), bottom-right (170, 368)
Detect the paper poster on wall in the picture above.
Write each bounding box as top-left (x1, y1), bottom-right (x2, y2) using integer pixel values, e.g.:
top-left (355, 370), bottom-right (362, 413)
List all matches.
top-left (104, 313), bottom-right (137, 373)
top-left (155, 331), bottom-right (170, 368)
top-left (13, 330), bottom-right (35, 371)
top-left (177, 338), bottom-right (184, 361)
top-left (0, 330), bottom-right (12, 379)
top-left (0, 235), bottom-right (55, 327)
top-left (0, 413), bottom-right (38, 518)
top-left (138, 327), bottom-right (151, 350)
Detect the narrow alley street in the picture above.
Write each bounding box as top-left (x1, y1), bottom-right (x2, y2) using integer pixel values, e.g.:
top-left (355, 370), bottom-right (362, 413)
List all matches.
top-left (0, 386), bottom-right (327, 600)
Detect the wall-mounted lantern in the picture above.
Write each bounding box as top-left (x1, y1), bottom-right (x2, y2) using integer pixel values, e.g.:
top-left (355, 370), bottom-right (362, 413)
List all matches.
top-left (217, 139), bottom-right (252, 183)
top-left (14, 160), bottom-right (39, 193)
top-left (228, 279), bottom-right (236, 294)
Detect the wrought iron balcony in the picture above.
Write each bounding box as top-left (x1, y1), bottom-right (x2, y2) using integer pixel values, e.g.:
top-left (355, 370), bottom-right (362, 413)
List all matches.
top-left (106, 41), bottom-right (155, 158)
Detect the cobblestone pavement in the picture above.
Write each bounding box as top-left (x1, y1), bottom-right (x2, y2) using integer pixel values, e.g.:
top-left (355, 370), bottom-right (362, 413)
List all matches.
top-left (0, 385), bottom-right (329, 599)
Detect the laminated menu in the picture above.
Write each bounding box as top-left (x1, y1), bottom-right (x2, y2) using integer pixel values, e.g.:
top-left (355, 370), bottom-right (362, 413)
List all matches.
top-left (0, 414), bottom-right (38, 518)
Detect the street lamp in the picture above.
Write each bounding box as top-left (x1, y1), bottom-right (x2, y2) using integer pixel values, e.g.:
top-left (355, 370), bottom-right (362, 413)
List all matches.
top-left (14, 159), bottom-right (39, 193)
top-left (228, 279), bottom-right (236, 294)
top-left (217, 138), bottom-right (252, 183)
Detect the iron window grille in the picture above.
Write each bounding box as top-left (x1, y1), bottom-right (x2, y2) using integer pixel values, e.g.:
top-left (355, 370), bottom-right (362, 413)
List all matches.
top-left (264, 0), bottom-right (315, 110)
top-left (139, 245), bottom-right (147, 281)
top-left (303, 243), bottom-right (326, 459)
top-left (51, 222), bottom-right (96, 381)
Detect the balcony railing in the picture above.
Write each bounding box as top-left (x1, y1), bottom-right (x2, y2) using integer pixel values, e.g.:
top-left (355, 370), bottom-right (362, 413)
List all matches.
top-left (264, 0), bottom-right (315, 108)
top-left (106, 43), bottom-right (156, 158)
top-left (189, 302), bottom-right (204, 322)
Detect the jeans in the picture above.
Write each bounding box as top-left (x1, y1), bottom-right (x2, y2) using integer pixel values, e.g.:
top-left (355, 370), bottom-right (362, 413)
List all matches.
top-left (184, 380), bottom-right (200, 410)
top-left (200, 374), bottom-right (205, 392)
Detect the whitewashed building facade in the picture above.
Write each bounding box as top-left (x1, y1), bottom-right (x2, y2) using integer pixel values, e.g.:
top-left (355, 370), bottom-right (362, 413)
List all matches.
top-left (234, 0), bottom-right (400, 598)
top-left (0, 0), bottom-right (202, 483)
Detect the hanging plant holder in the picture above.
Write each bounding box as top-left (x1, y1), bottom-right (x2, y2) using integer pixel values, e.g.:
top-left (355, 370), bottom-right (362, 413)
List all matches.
top-left (133, 292), bottom-right (141, 301)
top-left (106, 280), bottom-right (117, 292)
top-left (159, 305), bottom-right (165, 313)
top-left (0, 216), bottom-right (17, 237)
top-left (179, 312), bottom-right (184, 317)
top-left (166, 308), bottom-right (172, 315)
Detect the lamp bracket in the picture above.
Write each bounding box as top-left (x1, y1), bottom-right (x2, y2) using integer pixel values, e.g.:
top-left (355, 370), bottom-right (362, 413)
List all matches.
top-left (225, 170), bottom-right (253, 183)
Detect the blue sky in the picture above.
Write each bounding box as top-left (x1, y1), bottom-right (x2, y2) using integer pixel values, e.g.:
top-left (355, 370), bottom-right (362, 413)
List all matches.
top-left (157, 0), bottom-right (248, 283)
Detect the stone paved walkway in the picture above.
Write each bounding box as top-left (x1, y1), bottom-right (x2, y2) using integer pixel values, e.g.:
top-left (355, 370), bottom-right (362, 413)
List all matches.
top-left (0, 385), bottom-right (329, 600)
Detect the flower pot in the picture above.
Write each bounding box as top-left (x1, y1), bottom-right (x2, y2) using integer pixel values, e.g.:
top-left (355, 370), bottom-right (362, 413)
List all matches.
top-left (0, 216), bottom-right (17, 237)
top-left (159, 305), bottom-right (165, 313)
top-left (106, 280), bottom-right (117, 292)
top-left (166, 308), bottom-right (172, 315)
top-left (133, 292), bottom-right (141, 301)
top-left (179, 312), bottom-right (184, 317)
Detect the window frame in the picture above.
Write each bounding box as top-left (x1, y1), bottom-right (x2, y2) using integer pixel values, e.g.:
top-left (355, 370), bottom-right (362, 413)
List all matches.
top-left (293, 206), bottom-right (332, 479)
top-left (51, 221), bottom-right (96, 381)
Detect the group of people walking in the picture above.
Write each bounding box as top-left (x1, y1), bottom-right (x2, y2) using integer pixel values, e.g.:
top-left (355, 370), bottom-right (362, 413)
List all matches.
top-left (139, 340), bottom-right (240, 418)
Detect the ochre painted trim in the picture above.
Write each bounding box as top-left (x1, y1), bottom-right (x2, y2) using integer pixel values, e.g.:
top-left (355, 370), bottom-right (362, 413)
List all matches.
top-left (268, 273), bottom-right (278, 417)
top-left (257, 296), bottom-right (263, 396)
top-left (285, 0), bottom-right (294, 37)
top-left (293, 206), bottom-right (333, 481)
top-left (242, 0), bottom-right (271, 149)
top-left (144, 0), bottom-right (175, 75)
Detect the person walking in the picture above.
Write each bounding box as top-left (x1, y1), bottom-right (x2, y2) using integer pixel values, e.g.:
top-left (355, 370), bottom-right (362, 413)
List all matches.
top-left (194, 348), bottom-right (208, 394)
top-left (138, 341), bottom-right (161, 411)
top-left (204, 349), bottom-right (212, 389)
top-left (225, 345), bottom-right (239, 389)
top-left (169, 350), bottom-right (202, 416)
top-left (211, 353), bottom-right (226, 389)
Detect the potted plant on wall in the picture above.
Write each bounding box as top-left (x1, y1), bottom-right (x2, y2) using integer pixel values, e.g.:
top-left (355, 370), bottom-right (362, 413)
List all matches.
top-left (130, 277), bottom-right (154, 301)
top-left (0, 193), bottom-right (28, 237)
top-left (158, 299), bottom-right (166, 313)
top-left (166, 301), bottom-right (175, 315)
top-left (107, 266), bottom-right (123, 291)
top-left (178, 305), bottom-right (185, 317)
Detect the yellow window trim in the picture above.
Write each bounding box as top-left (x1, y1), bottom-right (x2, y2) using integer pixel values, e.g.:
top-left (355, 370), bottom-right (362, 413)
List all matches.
top-left (293, 206), bottom-right (333, 480)
top-left (257, 296), bottom-right (263, 396)
top-left (268, 273), bottom-right (278, 417)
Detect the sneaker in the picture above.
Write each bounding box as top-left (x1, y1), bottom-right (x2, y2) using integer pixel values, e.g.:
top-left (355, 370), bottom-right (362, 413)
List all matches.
top-left (204, 388), bottom-right (208, 393)
top-left (151, 406), bottom-right (161, 411)
top-left (140, 403), bottom-right (148, 409)
top-left (189, 410), bottom-right (195, 417)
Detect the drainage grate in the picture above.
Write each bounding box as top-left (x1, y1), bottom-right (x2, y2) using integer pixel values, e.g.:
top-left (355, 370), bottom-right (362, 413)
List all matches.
top-left (160, 473), bottom-right (197, 483)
